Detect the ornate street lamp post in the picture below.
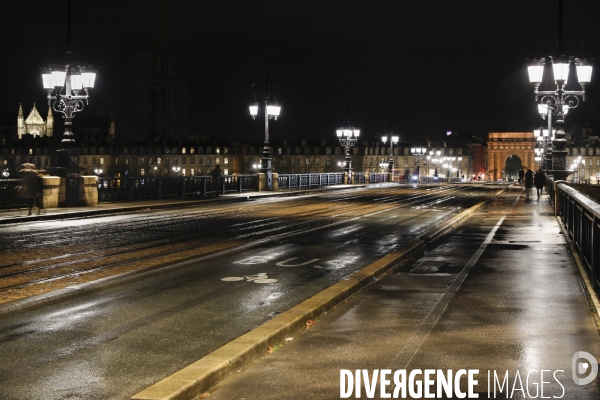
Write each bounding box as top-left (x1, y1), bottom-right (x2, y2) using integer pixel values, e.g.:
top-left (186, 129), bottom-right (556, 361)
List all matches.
top-left (427, 150), bottom-right (441, 181)
top-left (411, 147), bottom-right (427, 182)
top-left (249, 69), bottom-right (281, 191)
top-left (41, 0), bottom-right (96, 169)
top-left (336, 126), bottom-right (360, 184)
top-left (381, 122), bottom-right (399, 180)
top-left (526, 0), bottom-right (592, 181)
top-left (571, 156), bottom-right (584, 183)
top-left (336, 102), bottom-right (360, 184)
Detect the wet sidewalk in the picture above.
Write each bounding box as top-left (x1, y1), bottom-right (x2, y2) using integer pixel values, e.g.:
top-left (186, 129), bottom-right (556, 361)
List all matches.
top-left (200, 186), bottom-right (600, 400)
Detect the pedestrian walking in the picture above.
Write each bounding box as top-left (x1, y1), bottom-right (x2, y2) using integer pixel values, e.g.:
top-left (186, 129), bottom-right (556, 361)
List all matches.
top-left (211, 164), bottom-right (222, 197)
top-left (534, 169), bottom-right (546, 202)
top-left (524, 168), bottom-right (534, 202)
top-left (518, 168), bottom-right (524, 184)
top-left (15, 164), bottom-right (44, 215)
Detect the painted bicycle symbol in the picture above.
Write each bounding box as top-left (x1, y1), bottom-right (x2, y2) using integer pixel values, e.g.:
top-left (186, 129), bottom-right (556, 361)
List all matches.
top-left (221, 272), bottom-right (278, 284)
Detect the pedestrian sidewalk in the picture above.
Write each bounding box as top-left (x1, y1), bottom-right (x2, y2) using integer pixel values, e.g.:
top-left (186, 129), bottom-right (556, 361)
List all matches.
top-left (194, 186), bottom-right (600, 400)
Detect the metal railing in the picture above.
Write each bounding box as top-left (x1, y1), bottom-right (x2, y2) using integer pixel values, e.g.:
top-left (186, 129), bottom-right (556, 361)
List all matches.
top-left (0, 179), bottom-right (28, 209)
top-left (412, 176), bottom-right (463, 184)
top-left (555, 182), bottom-right (600, 295)
top-left (368, 173), bottom-right (390, 183)
top-left (97, 175), bottom-right (257, 203)
top-left (277, 173), bottom-right (344, 189)
top-left (354, 172), bottom-right (367, 184)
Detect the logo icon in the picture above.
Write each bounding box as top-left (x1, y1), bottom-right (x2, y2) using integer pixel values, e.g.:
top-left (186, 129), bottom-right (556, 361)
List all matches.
top-left (572, 351), bottom-right (598, 385)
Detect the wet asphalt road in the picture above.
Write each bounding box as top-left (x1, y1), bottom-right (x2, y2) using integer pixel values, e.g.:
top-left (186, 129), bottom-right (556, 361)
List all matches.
top-left (205, 186), bottom-right (600, 400)
top-left (0, 185), bottom-right (501, 399)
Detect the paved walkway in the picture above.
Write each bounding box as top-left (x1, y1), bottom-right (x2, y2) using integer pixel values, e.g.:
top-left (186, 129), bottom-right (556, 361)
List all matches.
top-left (199, 186), bottom-right (600, 400)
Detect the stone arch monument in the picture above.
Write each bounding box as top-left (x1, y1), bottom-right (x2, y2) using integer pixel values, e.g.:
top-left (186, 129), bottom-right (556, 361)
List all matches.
top-left (487, 132), bottom-right (536, 182)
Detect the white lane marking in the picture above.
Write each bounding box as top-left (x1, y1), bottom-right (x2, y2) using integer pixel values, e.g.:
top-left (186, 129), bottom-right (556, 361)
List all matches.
top-left (392, 190), bottom-right (521, 370)
top-left (276, 258), bottom-right (320, 267)
top-left (221, 273), bottom-right (278, 283)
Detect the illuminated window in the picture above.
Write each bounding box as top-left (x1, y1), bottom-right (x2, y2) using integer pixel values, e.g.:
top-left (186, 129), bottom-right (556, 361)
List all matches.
top-left (182, 169), bottom-right (186, 176)
top-left (224, 168), bottom-right (229, 175)
top-left (141, 168), bottom-right (145, 176)
top-left (216, 157), bottom-right (220, 165)
top-left (157, 157), bottom-right (162, 164)
top-left (191, 168), bottom-right (195, 176)
top-left (182, 148), bottom-right (186, 154)
top-left (100, 157), bottom-right (104, 165)
top-left (191, 148), bottom-right (195, 154)
top-left (224, 157), bottom-right (229, 165)
top-left (29, 149), bottom-right (33, 155)
top-left (216, 148), bottom-right (220, 155)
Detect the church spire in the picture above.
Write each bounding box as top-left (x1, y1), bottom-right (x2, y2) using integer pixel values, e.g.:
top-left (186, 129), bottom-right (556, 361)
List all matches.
top-left (46, 106), bottom-right (54, 138)
top-left (17, 104), bottom-right (24, 139)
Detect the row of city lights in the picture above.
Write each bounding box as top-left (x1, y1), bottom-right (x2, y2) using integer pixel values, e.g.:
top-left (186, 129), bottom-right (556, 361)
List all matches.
top-left (35, 1), bottom-right (591, 186)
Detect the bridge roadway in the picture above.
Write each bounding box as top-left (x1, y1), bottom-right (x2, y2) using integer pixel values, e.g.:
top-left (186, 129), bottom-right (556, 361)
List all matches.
top-left (0, 184), bottom-right (595, 399)
top-left (195, 186), bottom-right (600, 400)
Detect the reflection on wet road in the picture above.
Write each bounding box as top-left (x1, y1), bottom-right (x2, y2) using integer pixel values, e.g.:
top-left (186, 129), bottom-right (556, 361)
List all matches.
top-left (0, 184), bottom-right (500, 399)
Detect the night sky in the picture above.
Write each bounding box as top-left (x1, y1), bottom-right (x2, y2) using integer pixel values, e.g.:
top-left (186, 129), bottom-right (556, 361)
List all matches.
top-left (2, 0), bottom-right (599, 144)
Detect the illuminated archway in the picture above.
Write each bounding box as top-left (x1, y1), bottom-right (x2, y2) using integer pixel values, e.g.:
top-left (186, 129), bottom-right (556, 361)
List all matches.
top-left (487, 132), bottom-right (536, 182)
top-left (503, 155), bottom-right (522, 182)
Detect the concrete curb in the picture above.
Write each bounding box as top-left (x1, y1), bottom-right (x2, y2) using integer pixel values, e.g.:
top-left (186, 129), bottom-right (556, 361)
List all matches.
top-left (130, 187), bottom-right (508, 400)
